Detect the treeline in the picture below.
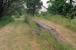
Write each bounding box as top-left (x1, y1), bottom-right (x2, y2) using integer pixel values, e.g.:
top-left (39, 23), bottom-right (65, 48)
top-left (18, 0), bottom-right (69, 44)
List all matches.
top-left (0, 0), bottom-right (76, 19)
top-left (48, 0), bottom-right (76, 19)
top-left (25, 0), bottom-right (76, 19)
top-left (0, 0), bottom-right (26, 18)
top-left (0, 0), bottom-right (42, 17)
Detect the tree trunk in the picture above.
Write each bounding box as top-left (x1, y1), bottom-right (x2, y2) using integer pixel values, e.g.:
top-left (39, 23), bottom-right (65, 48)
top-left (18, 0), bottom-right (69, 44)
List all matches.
top-left (70, 0), bottom-right (72, 5)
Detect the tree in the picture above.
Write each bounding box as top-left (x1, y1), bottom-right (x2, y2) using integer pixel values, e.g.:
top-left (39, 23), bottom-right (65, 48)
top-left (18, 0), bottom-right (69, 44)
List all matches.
top-left (0, 0), bottom-right (3, 18)
top-left (48, 0), bottom-right (76, 19)
top-left (0, 0), bottom-right (25, 16)
top-left (26, 0), bottom-right (42, 15)
top-left (48, 0), bottom-right (66, 15)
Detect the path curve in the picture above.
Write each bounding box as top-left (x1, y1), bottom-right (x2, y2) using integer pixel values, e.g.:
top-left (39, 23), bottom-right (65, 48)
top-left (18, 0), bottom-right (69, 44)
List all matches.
top-left (34, 18), bottom-right (76, 48)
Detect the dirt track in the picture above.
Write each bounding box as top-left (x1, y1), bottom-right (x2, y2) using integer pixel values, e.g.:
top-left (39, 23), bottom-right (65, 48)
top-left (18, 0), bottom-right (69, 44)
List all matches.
top-left (0, 17), bottom-right (76, 50)
top-left (0, 22), bottom-right (41, 50)
top-left (34, 18), bottom-right (76, 48)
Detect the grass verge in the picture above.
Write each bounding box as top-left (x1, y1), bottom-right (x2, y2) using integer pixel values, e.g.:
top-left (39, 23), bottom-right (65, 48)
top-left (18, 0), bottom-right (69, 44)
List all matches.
top-left (38, 14), bottom-right (76, 32)
top-left (30, 22), bottom-right (76, 50)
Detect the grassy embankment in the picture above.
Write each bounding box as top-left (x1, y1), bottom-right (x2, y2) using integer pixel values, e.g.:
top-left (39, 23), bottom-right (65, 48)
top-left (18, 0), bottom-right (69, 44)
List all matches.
top-left (38, 14), bottom-right (76, 32)
top-left (30, 20), bottom-right (76, 50)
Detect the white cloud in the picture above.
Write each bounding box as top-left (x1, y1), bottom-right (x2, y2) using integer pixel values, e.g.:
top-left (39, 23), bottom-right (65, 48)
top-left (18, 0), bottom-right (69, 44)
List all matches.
top-left (40, 0), bottom-right (49, 12)
top-left (41, 0), bottom-right (49, 8)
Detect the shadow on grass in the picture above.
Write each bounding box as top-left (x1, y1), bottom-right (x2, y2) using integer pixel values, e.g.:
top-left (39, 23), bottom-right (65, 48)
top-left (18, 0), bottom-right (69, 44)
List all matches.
top-left (0, 16), bottom-right (14, 28)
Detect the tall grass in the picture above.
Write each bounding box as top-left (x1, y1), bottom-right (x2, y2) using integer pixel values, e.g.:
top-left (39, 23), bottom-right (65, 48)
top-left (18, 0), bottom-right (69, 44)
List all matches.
top-left (30, 22), bottom-right (76, 50)
top-left (40, 14), bottom-right (76, 32)
top-left (37, 30), bottom-right (76, 50)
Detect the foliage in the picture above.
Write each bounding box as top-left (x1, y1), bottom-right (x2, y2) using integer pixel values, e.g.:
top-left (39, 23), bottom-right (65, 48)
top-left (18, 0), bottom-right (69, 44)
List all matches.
top-left (0, 16), bottom-right (14, 28)
top-left (0, 0), bottom-right (26, 18)
top-left (25, 0), bottom-right (42, 15)
top-left (48, 0), bottom-right (76, 19)
top-left (41, 14), bottom-right (76, 32)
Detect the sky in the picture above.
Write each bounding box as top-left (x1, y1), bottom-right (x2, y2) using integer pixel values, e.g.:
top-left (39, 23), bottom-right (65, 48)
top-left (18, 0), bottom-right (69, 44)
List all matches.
top-left (39, 0), bottom-right (49, 12)
top-left (41, 0), bottom-right (49, 8)
top-left (72, 0), bottom-right (76, 6)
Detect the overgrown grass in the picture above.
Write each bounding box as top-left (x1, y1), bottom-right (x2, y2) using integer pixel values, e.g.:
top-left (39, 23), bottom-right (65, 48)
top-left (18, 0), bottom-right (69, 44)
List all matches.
top-left (0, 15), bottom-right (75, 50)
top-left (30, 22), bottom-right (76, 50)
top-left (39, 14), bottom-right (76, 32)
top-left (37, 30), bottom-right (76, 50)
top-left (0, 16), bottom-right (14, 28)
